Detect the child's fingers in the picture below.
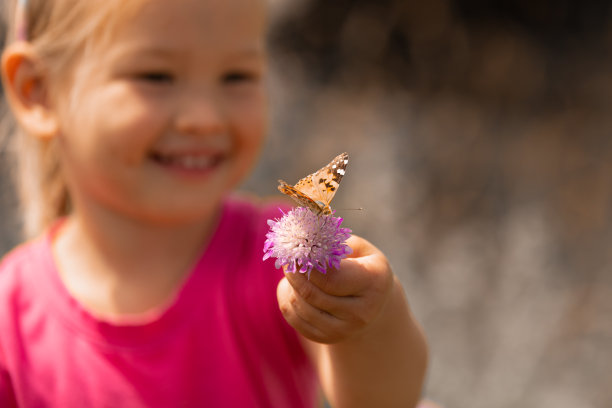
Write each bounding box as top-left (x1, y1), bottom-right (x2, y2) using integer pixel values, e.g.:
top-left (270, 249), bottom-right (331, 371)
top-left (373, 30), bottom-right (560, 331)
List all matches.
top-left (301, 235), bottom-right (392, 297)
top-left (344, 234), bottom-right (379, 259)
top-left (283, 271), bottom-right (347, 314)
top-left (305, 256), bottom-right (393, 299)
top-left (283, 272), bottom-right (382, 329)
top-left (277, 277), bottom-right (359, 343)
top-left (306, 258), bottom-right (378, 297)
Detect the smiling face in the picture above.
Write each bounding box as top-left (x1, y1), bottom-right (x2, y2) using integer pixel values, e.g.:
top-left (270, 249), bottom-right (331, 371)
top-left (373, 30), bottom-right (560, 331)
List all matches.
top-left (53, 0), bottom-right (268, 224)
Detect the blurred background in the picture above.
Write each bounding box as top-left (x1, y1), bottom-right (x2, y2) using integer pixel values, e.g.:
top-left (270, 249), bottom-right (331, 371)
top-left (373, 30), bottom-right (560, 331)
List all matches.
top-left (2, 1), bottom-right (612, 407)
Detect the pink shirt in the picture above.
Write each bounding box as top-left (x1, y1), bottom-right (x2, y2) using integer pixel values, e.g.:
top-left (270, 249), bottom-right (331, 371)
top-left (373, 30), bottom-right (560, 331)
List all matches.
top-left (0, 198), bottom-right (317, 407)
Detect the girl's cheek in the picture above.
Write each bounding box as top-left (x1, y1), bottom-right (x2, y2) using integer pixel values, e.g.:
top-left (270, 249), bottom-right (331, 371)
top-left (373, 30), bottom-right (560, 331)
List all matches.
top-left (240, 96), bottom-right (268, 135)
top-left (100, 95), bottom-right (168, 157)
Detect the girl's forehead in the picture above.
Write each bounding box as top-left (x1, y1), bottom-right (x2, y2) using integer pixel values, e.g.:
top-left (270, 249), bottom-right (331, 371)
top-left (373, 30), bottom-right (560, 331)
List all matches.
top-left (125, 0), bottom-right (266, 29)
top-left (106, 0), bottom-right (267, 48)
top-left (68, 0), bottom-right (267, 77)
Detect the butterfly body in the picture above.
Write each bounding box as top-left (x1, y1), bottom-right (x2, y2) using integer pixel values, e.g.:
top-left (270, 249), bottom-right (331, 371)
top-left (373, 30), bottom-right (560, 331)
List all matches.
top-left (278, 152), bottom-right (349, 215)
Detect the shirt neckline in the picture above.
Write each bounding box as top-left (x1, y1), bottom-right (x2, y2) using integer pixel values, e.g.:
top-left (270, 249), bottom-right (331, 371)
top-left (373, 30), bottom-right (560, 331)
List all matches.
top-left (38, 200), bottom-right (233, 350)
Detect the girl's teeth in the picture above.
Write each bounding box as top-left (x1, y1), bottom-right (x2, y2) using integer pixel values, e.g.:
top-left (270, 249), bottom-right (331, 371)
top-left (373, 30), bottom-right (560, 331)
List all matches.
top-left (179, 156), bottom-right (213, 169)
top-left (157, 154), bottom-right (216, 169)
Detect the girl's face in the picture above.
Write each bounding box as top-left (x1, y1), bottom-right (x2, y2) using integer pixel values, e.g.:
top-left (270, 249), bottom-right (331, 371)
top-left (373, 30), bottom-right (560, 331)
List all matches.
top-left (54, 0), bottom-right (268, 224)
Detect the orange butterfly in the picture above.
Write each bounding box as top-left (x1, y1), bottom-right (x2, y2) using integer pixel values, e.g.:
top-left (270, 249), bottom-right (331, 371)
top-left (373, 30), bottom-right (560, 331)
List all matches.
top-left (278, 152), bottom-right (349, 215)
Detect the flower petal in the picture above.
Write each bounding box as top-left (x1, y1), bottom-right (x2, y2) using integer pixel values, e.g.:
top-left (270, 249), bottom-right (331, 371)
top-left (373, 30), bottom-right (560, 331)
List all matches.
top-left (262, 206), bottom-right (352, 276)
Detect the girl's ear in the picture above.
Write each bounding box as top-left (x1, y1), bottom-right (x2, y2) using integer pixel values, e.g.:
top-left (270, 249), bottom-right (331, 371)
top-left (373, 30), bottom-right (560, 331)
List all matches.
top-left (1, 42), bottom-right (60, 139)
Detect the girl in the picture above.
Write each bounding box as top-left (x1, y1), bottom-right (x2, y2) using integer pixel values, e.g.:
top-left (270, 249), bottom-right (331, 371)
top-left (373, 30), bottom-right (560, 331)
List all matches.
top-left (0, 0), bottom-right (428, 407)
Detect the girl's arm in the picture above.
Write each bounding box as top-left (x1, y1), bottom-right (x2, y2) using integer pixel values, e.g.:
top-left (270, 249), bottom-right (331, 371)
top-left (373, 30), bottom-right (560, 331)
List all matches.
top-left (277, 235), bottom-right (428, 408)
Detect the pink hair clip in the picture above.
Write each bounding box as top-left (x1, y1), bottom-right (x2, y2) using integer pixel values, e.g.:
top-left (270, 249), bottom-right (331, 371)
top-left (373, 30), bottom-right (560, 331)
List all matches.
top-left (15, 0), bottom-right (28, 41)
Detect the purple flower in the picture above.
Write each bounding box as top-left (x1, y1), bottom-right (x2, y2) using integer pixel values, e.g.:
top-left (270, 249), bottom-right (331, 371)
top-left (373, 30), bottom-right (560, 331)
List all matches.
top-left (263, 207), bottom-right (353, 277)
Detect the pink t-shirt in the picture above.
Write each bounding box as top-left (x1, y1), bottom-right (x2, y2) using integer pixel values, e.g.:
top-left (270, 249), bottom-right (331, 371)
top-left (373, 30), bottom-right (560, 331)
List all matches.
top-left (0, 197), bottom-right (318, 407)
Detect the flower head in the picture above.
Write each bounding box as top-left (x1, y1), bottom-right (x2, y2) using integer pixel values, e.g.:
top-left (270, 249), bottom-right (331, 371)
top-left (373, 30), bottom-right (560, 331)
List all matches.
top-left (263, 207), bottom-right (352, 277)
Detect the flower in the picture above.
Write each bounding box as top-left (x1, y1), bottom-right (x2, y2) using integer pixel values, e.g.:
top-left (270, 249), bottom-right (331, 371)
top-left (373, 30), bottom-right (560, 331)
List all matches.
top-left (263, 207), bottom-right (353, 277)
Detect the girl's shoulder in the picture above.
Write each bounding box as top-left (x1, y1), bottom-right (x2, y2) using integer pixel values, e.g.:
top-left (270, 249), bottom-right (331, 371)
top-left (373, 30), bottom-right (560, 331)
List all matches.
top-left (0, 235), bottom-right (55, 338)
top-left (0, 236), bottom-right (49, 291)
top-left (222, 193), bottom-right (291, 234)
top-left (208, 194), bottom-right (291, 284)
top-left (188, 194), bottom-right (291, 272)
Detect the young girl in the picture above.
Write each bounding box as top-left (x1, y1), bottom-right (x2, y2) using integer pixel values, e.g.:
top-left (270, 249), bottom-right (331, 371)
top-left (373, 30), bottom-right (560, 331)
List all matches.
top-left (0, 0), bottom-right (428, 407)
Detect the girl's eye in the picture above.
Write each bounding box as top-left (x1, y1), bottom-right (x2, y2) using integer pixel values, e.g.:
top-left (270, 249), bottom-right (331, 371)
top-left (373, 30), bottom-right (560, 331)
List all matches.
top-left (222, 71), bottom-right (258, 85)
top-left (135, 72), bottom-right (174, 83)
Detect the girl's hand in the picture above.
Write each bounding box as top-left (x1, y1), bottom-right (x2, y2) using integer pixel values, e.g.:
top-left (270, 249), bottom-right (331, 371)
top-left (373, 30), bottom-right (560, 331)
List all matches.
top-left (276, 235), bottom-right (395, 344)
top-left (277, 234), bottom-right (428, 407)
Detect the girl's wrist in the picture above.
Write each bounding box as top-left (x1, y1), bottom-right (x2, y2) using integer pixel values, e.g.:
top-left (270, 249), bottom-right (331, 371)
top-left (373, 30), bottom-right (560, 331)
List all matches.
top-left (337, 274), bottom-right (413, 347)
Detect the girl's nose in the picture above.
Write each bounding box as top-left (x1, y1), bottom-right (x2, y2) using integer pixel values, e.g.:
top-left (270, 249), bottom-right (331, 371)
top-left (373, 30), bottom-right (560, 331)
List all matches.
top-left (176, 91), bottom-right (226, 136)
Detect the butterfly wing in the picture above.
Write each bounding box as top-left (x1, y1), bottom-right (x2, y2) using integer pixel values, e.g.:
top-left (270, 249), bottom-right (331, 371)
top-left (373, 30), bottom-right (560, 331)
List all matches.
top-left (278, 180), bottom-right (327, 214)
top-left (294, 152), bottom-right (349, 206)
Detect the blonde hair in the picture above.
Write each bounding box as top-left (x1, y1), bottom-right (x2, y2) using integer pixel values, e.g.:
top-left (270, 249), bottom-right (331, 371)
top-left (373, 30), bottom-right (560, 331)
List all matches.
top-left (1, 0), bottom-right (143, 238)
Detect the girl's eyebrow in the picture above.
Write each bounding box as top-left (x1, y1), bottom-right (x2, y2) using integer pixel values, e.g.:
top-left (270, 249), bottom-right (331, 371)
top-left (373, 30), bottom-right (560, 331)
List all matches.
top-left (113, 45), bottom-right (180, 58)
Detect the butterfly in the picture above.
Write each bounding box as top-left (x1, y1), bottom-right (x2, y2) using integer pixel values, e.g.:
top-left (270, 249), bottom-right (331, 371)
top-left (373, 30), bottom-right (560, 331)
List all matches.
top-left (278, 152), bottom-right (349, 215)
